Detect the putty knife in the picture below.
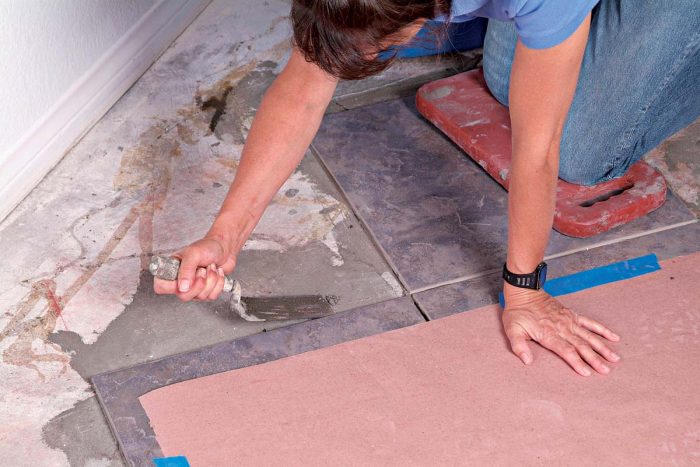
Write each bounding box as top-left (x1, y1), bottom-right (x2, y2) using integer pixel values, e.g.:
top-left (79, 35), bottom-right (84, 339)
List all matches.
top-left (149, 255), bottom-right (335, 322)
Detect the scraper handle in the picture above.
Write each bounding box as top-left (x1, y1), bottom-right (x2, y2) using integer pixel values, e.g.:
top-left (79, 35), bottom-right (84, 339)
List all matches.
top-left (148, 255), bottom-right (239, 294)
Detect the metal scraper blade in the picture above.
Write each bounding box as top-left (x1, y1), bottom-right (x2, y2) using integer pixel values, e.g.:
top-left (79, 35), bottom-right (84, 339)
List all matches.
top-left (232, 295), bottom-right (335, 321)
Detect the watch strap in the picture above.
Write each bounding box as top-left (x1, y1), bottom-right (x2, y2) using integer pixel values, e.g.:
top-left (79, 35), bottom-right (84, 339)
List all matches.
top-left (502, 262), bottom-right (546, 290)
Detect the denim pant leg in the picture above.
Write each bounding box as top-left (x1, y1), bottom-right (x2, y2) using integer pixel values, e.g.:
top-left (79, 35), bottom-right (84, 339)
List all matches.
top-left (482, 0), bottom-right (700, 185)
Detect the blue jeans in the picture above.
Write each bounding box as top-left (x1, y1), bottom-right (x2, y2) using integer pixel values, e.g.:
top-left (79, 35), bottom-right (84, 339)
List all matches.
top-left (482, 0), bottom-right (700, 185)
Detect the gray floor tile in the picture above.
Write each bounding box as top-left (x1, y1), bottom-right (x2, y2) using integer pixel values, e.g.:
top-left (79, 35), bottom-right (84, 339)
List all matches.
top-left (92, 296), bottom-right (424, 466)
top-left (313, 97), bottom-right (697, 292)
top-left (329, 51), bottom-right (481, 113)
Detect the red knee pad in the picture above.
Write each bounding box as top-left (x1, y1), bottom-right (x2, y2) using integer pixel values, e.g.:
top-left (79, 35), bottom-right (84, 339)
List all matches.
top-left (416, 69), bottom-right (667, 238)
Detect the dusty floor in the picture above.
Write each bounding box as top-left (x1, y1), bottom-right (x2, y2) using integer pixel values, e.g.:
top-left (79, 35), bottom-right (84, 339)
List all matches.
top-left (0, 1), bottom-right (477, 465)
top-left (0, 1), bottom-right (697, 466)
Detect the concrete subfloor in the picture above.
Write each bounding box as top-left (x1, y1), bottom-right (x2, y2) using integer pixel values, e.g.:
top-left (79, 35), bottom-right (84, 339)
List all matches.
top-left (0, 1), bottom-right (467, 465)
top-left (0, 1), bottom-right (697, 466)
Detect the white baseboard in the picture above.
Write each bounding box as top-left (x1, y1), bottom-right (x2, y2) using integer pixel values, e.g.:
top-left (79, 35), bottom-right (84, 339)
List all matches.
top-left (0, 0), bottom-right (211, 222)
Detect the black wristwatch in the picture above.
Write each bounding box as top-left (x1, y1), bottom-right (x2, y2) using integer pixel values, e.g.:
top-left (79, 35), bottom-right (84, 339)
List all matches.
top-left (502, 262), bottom-right (547, 290)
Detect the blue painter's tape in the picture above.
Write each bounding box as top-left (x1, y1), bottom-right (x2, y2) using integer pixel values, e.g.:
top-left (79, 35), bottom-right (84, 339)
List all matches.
top-left (153, 456), bottom-right (190, 467)
top-left (545, 253), bottom-right (661, 296)
top-left (499, 254), bottom-right (661, 308)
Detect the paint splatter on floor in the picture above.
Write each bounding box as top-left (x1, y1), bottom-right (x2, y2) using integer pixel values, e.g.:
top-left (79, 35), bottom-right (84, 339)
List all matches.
top-left (0, 1), bottom-right (400, 464)
top-left (645, 119), bottom-right (700, 217)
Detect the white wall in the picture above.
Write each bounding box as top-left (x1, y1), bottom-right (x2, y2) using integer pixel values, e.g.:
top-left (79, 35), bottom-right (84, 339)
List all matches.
top-left (0, 0), bottom-right (154, 151)
top-left (0, 0), bottom-right (211, 221)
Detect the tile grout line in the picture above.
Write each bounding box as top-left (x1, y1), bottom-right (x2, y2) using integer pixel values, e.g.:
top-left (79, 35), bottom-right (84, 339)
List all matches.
top-left (542, 219), bottom-right (698, 262)
top-left (332, 51), bottom-right (482, 101)
top-left (307, 144), bottom-right (432, 321)
top-left (408, 218), bottom-right (699, 295)
top-left (408, 294), bottom-right (433, 321)
top-left (410, 268), bottom-right (501, 295)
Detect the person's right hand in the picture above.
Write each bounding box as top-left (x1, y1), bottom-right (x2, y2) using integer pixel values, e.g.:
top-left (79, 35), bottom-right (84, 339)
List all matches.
top-left (153, 236), bottom-right (237, 302)
top-left (502, 286), bottom-right (620, 376)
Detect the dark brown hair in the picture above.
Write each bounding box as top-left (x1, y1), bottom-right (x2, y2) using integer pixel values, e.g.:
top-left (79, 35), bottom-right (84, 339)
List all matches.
top-left (291, 1), bottom-right (450, 80)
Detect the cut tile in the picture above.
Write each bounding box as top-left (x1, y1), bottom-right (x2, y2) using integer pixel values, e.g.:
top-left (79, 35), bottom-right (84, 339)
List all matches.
top-left (138, 254), bottom-right (700, 466)
top-left (415, 220), bottom-right (699, 319)
top-left (313, 97), bottom-right (697, 292)
top-left (329, 51), bottom-right (482, 113)
top-left (92, 296), bottom-right (424, 467)
top-left (414, 272), bottom-right (502, 320)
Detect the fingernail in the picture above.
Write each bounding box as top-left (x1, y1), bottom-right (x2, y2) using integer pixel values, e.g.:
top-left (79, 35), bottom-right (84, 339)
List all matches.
top-left (581, 368), bottom-right (592, 377)
top-left (218, 267), bottom-right (224, 277)
top-left (179, 279), bottom-right (190, 292)
top-left (209, 264), bottom-right (216, 271)
top-left (611, 333), bottom-right (620, 340)
top-left (611, 352), bottom-right (620, 362)
top-left (600, 365), bottom-right (610, 374)
top-left (521, 353), bottom-right (531, 365)
top-left (197, 268), bottom-right (207, 278)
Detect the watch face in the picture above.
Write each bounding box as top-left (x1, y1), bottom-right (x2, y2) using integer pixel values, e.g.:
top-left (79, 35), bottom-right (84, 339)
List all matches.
top-left (537, 263), bottom-right (548, 287)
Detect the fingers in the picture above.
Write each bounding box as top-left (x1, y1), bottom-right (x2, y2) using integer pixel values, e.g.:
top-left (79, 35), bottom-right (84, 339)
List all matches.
top-left (176, 249), bottom-right (201, 294)
top-left (541, 329), bottom-right (620, 376)
top-left (505, 325), bottom-right (533, 365)
top-left (154, 266), bottom-right (226, 301)
top-left (176, 267), bottom-right (209, 302)
top-left (210, 267), bottom-right (226, 300)
top-left (196, 264), bottom-right (225, 301)
top-left (575, 327), bottom-right (620, 364)
top-left (568, 335), bottom-right (610, 375)
top-left (503, 292), bottom-right (620, 376)
top-left (540, 335), bottom-right (592, 377)
top-left (577, 315), bottom-right (620, 342)
top-left (195, 264), bottom-right (216, 300)
top-left (153, 277), bottom-right (177, 294)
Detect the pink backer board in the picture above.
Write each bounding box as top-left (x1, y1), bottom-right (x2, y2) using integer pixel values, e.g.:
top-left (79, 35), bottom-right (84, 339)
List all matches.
top-left (140, 253), bottom-right (700, 466)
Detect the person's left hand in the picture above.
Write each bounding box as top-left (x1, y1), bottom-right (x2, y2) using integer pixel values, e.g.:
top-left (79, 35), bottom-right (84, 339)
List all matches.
top-left (502, 285), bottom-right (621, 376)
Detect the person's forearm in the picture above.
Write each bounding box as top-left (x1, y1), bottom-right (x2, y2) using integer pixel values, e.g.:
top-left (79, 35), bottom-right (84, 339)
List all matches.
top-left (488, 17), bottom-right (621, 375)
top-left (506, 145), bottom-right (559, 274)
top-left (207, 51), bottom-right (338, 252)
top-left (505, 17), bottom-right (590, 278)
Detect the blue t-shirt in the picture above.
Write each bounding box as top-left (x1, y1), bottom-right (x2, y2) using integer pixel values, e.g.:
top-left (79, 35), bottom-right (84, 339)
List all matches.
top-left (442, 0), bottom-right (600, 49)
